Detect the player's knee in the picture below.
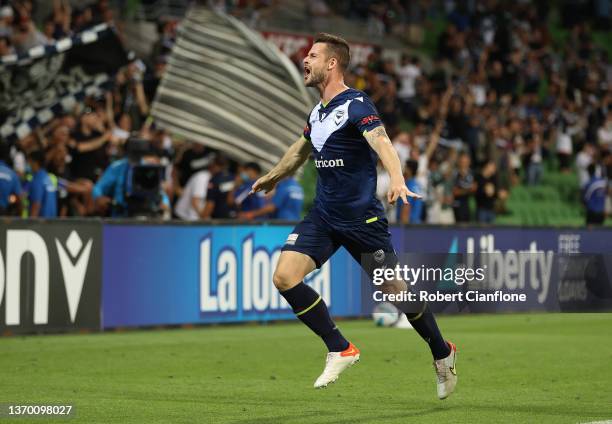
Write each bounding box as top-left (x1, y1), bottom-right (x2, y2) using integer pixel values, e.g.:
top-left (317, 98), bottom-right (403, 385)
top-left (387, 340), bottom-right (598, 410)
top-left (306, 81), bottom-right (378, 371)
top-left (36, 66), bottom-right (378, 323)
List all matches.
top-left (381, 278), bottom-right (407, 295)
top-left (272, 269), bottom-right (296, 291)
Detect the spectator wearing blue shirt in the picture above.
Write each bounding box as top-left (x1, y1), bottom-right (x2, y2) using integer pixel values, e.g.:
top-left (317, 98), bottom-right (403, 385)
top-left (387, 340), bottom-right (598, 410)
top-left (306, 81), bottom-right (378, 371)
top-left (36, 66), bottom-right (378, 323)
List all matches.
top-left (583, 164), bottom-right (608, 225)
top-left (92, 158), bottom-right (131, 216)
top-left (0, 143), bottom-right (22, 216)
top-left (398, 159), bottom-right (423, 224)
top-left (27, 150), bottom-right (57, 218)
top-left (229, 162), bottom-right (267, 216)
top-left (272, 177), bottom-right (304, 220)
top-left (92, 137), bottom-right (169, 217)
top-left (238, 177), bottom-right (304, 221)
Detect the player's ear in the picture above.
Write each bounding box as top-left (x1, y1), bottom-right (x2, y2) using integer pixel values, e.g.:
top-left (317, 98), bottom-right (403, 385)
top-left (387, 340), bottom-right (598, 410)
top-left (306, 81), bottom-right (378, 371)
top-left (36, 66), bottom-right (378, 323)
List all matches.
top-left (327, 57), bottom-right (337, 71)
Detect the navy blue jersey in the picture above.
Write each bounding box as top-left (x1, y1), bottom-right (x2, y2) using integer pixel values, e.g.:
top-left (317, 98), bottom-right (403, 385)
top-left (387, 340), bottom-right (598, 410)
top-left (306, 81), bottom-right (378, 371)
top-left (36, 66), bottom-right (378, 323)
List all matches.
top-left (303, 88), bottom-right (384, 227)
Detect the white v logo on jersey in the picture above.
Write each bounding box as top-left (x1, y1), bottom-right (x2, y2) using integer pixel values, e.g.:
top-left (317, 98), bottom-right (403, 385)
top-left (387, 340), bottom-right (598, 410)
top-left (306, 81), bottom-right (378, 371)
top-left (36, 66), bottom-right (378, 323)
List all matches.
top-left (334, 110), bottom-right (345, 126)
top-left (310, 99), bottom-right (352, 152)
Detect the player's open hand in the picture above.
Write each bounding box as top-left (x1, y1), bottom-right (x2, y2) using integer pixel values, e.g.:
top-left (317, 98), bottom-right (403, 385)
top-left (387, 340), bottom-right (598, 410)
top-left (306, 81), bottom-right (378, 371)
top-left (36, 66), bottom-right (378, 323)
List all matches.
top-left (387, 183), bottom-right (421, 205)
top-left (250, 174), bottom-right (277, 194)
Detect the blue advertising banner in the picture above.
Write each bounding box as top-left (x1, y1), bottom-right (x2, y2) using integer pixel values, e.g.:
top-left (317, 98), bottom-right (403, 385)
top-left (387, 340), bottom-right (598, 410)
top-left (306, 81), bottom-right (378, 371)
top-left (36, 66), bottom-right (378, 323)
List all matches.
top-left (386, 227), bottom-right (612, 314)
top-left (102, 224), bottom-right (612, 329)
top-left (390, 227), bottom-right (612, 254)
top-left (102, 224), bottom-right (362, 328)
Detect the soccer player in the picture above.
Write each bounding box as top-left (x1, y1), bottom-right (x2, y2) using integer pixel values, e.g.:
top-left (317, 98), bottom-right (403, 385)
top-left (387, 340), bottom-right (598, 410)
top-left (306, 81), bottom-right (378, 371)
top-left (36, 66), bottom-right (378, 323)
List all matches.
top-left (250, 33), bottom-right (457, 398)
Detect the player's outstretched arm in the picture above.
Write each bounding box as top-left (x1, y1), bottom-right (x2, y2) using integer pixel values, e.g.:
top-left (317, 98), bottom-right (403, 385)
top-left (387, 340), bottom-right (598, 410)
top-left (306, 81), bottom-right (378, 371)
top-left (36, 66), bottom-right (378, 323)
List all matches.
top-left (250, 135), bottom-right (311, 194)
top-left (363, 126), bottom-right (422, 205)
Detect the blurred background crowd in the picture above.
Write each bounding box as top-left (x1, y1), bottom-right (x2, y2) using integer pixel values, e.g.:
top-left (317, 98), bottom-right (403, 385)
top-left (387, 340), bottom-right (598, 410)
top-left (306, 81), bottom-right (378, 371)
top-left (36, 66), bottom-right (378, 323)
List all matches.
top-left (0, 0), bottom-right (610, 226)
top-left (337, 0), bottom-right (611, 226)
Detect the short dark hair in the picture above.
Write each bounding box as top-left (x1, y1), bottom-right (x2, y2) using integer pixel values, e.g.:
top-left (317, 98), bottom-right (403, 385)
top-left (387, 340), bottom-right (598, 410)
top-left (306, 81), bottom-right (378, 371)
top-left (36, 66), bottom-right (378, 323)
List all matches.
top-left (244, 161), bottom-right (261, 174)
top-left (0, 141), bottom-right (10, 162)
top-left (405, 159), bottom-right (418, 177)
top-left (587, 163), bottom-right (597, 178)
top-left (313, 33), bottom-right (350, 70)
top-left (211, 154), bottom-right (228, 169)
top-left (28, 149), bottom-right (46, 166)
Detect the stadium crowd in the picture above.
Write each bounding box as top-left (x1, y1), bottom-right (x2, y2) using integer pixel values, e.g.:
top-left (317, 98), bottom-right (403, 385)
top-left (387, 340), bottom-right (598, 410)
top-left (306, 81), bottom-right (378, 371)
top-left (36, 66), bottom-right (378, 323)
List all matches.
top-left (0, 0), bottom-right (304, 220)
top-left (338, 1), bottom-right (611, 225)
top-left (0, 0), bottom-right (610, 225)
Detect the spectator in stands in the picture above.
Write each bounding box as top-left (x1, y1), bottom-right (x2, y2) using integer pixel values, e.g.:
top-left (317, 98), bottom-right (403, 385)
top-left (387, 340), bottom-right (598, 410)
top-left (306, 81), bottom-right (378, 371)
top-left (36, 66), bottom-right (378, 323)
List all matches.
top-left (308, 0), bottom-right (332, 30)
top-left (308, 0), bottom-right (331, 18)
top-left (452, 152), bottom-right (475, 222)
top-left (151, 18), bottom-right (177, 59)
top-left (92, 137), bottom-right (168, 217)
top-left (525, 134), bottom-right (544, 186)
top-left (11, 135), bottom-right (32, 178)
top-left (392, 131), bottom-right (411, 171)
top-left (475, 160), bottom-right (498, 223)
top-left (397, 55), bottom-right (421, 120)
top-left (229, 162), bottom-right (267, 216)
top-left (433, 163), bottom-right (456, 225)
top-left (11, 1), bottom-right (48, 54)
top-left (92, 0), bottom-right (113, 25)
top-left (44, 123), bottom-right (95, 217)
top-left (0, 34), bottom-right (14, 55)
top-left (0, 5), bottom-right (14, 37)
top-left (369, 69), bottom-right (400, 131)
top-left (444, 94), bottom-right (471, 145)
top-left (143, 55), bottom-right (167, 104)
top-left (598, 110), bottom-right (612, 151)
top-left (174, 165), bottom-right (210, 221)
top-left (238, 177), bottom-right (304, 221)
top-left (70, 107), bottom-right (112, 183)
top-left (201, 155), bottom-right (234, 219)
top-left (113, 55), bottom-right (150, 130)
top-left (583, 164), bottom-right (608, 225)
top-left (398, 159), bottom-right (423, 224)
top-left (272, 177), bottom-right (304, 220)
top-left (555, 121), bottom-right (574, 174)
top-left (26, 149), bottom-right (57, 218)
top-left (1, 0), bottom-right (610, 226)
top-left (175, 141), bottom-right (213, 189)
top-left (71, 6), bottom-right (94, 33)
top-left (576, 143), bottom-right (597, 187)
top-left (48, 0), bottom-right (72, 40)
top-left (0, 142), bottom-right (22, 216)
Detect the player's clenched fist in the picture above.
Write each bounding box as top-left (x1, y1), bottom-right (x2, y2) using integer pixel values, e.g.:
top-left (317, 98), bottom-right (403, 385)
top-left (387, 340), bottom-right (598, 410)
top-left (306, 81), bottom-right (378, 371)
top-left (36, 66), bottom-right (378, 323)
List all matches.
top-left (387, 183), bottom-right (421, 205)
top-left (250, 174), bottom-right (277, 194)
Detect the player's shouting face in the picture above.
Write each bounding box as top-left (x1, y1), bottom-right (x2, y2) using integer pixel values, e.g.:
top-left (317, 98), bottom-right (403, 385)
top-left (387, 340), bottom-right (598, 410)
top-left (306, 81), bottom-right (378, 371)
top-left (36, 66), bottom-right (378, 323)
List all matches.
top-left (303, 43), bottom-right (332, 87)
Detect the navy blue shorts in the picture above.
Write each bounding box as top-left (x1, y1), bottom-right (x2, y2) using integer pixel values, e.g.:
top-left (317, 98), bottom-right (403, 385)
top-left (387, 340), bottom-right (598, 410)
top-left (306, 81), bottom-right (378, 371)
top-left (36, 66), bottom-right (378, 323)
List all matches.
top-left (281, 208), bottom-right (398, 278)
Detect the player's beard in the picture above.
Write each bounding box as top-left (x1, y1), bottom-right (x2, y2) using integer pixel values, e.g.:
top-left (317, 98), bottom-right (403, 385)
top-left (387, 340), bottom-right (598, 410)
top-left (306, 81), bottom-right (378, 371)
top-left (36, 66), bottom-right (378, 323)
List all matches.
top-left (305, 68), bottom-right (326, 87)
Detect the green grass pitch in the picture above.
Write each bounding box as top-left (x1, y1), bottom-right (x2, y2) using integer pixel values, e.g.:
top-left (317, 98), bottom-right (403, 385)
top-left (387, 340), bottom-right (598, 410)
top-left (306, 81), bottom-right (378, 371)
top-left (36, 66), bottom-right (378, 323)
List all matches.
top-left (2, 313), bottom-right (612, 423)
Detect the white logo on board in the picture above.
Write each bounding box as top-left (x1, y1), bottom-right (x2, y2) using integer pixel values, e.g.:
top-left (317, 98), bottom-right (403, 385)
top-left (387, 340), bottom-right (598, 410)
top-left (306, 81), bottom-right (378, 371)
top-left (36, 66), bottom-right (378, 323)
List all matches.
top-left (0, 229), bottom-right (93, 325)
top-left (55, 231), bottom-right (93, 322)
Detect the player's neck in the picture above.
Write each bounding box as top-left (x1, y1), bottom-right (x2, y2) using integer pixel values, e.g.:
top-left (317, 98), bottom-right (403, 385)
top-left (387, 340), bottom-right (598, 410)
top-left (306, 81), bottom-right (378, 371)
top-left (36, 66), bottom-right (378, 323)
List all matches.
top-left (318, 79), bottom-right (349, 107)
